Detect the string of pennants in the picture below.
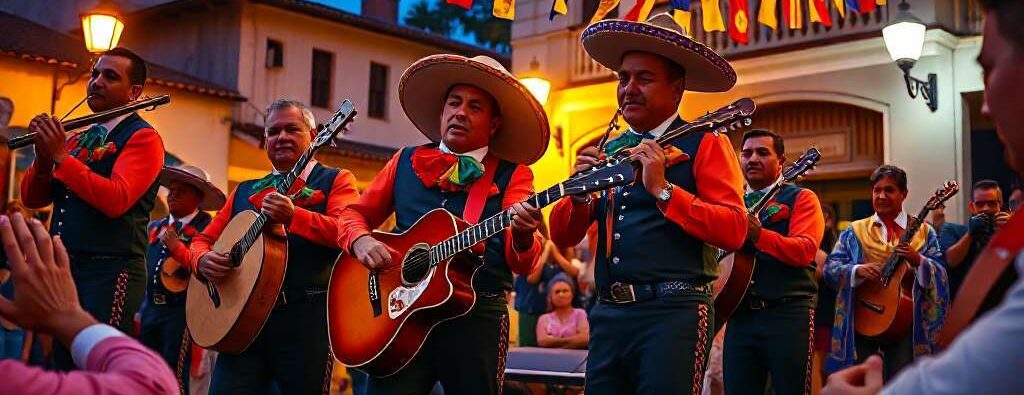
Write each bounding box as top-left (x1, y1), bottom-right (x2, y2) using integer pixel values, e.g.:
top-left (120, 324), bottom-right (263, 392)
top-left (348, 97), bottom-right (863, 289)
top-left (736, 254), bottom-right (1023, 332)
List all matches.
top-left (452, 0), bottom-right (886, 44)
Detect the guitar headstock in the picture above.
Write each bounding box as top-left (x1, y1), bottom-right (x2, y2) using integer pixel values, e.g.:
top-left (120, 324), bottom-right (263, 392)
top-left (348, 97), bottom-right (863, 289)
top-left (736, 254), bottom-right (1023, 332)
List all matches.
top-left (926, 180), bottom-right (960, 210)
top-left (689, 98), bottom-right (756, 136)
top-left (564, 161), bottom-right (636, 196)
top-left (781, 147), bottom-right (822, 183)
top-left (314, 100), bottom-right (357, 149)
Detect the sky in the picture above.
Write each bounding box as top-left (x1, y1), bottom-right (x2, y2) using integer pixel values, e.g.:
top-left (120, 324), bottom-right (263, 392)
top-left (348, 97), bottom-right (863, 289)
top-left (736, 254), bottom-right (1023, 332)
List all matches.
top-left (308, 0), bottom-right (483, 47)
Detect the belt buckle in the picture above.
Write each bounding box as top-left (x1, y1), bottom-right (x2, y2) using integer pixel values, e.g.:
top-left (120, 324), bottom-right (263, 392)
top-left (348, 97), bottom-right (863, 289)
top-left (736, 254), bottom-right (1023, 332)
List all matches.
top-left (749, 298), bottom-right (765, 310)
top-left (152, 293), bottom-right (167, 305)
top-left (609, 282), bottom-right (636, 304)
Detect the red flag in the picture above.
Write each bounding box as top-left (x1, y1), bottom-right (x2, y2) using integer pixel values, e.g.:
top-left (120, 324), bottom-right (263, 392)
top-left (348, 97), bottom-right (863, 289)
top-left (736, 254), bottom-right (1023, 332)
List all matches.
top-left (447, 0), bottom-right (473, 10)
top-left (728, 0), bottom-right (751, 44)
top-left (808, 0), bottom-right (831, 26)
top-left (780, 0), bottom-right (803, 29)
top-left (857, 0), bottom-right (876, 12)
top-left (625, 0), bottom-right (656, 21)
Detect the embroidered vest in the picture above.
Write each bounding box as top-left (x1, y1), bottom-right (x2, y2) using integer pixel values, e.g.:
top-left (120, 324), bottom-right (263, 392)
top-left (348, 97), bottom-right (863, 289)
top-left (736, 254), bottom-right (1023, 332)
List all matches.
top-left (748, 185), bottom-right (818, 300)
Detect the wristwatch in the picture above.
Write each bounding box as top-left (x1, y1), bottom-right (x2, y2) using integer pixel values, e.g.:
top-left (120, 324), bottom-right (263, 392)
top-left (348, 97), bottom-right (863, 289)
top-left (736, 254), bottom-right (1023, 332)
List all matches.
top-left (657, 183), bottom-right (674, 202)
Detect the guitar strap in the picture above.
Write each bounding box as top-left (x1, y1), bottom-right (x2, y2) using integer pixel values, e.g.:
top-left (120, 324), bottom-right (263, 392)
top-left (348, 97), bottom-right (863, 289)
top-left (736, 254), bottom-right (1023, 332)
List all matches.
top-left (940, 209), bottom-right (1024, 347)
top-left (463, 155), bottom-right (500, 225)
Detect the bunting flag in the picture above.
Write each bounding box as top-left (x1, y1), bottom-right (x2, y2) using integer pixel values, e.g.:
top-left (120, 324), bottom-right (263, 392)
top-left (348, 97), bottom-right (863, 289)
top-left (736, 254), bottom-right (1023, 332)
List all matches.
top-left (832, 0), bottom-right (844, 18)
top-left (671, 0), bottom-right (693, 36)
top-left (624, 0), bottom-right (656, 21)
top-left (845, 0), bottom-right (875, 13)
top-left (875, 0), bottom-right (885, 5)
top-left (728, 0), bottom-right (751, 44)
top-left (590, 0), bottom-right (620, 23)
top-left (493, 0), bottom-right (515, 20)
top-left (808, 0), bottom-right (831, 26)
top-left (701, 0), bottom-right (726, 32)
top-left (447, 0), bottom-right (473, 10)
top-left (758, 0), bottom-right (778, 30)
top-left (549, 0), bottom-right (568, 20)
top-left (780, 0), bottom-right (803, 29)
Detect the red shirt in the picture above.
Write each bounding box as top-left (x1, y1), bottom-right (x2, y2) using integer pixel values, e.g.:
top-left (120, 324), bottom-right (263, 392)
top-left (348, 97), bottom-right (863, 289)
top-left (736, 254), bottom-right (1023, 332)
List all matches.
top-left (754, 189), bottom-right (825, 267)
top-left (336, 150), bottom-right (542, 275)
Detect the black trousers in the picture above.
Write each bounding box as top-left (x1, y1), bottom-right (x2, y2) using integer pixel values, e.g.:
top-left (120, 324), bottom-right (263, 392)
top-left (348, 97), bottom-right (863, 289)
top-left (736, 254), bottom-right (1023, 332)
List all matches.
top-left (585, 296), bottom-right (714, 395)
top-left (209, 296), bottom-right (332, 395)
top-left (55, 256), bottom-right (146, 370)
top-left (723, 300), bottom-right (815, 395)
top-left (854, 330), bottom-right (914, 380)
top-left (365, 296), bottom-right (510, 395)
top-left (140, 305), bottom-right (191, 395)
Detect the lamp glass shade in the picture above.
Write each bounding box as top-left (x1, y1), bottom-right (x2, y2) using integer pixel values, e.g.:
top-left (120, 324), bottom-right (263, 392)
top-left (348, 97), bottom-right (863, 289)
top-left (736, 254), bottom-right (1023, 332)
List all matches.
top-left (882, 20), bottom-right (925, 62)
top-left (81, 13), bottom-right (124, 53)
top-left (520, 77), bottom-right (551, 106)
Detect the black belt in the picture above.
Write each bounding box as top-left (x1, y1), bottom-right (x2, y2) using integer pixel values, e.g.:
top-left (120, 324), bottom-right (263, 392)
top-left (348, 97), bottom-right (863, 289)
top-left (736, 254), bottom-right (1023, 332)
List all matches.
top-left (599, 280), bottom-right (712, 305)
top-left (151, 291), bottom-right (186, 306)
top-left (740, 295), bottom-right (813, 310)
top-left (275, 287), bottom-right (328, 307)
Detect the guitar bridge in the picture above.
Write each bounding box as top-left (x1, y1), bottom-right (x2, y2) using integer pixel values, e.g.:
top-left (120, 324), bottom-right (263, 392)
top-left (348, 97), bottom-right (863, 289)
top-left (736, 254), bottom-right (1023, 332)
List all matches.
top-left (859, 300), bottom-right (884, 314)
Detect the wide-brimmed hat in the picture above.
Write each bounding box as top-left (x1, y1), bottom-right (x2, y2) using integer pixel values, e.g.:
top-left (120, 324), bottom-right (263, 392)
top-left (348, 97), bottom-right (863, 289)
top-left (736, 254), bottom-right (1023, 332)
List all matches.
top-left (582, 13), bottom-right (736, 92)
top-left (399, 54), bottom-right (550, 165)
top-left (158, 165), bottom-right (227, 211)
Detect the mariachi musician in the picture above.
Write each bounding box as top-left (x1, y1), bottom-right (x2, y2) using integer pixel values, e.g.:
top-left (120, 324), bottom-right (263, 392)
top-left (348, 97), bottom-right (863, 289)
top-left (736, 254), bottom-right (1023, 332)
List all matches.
top-left (725, 129), bottom-right (825, 395)
top-left (140, 165), bottom-right (225, 394)
top-left (823, 165), bottom-right (948, 378)
top-left (21, 47), bottom-right (165, 370)
top-left (189, 99), bottom-right (359, 394)
top-left (337, 54), bottom-right (546, 395)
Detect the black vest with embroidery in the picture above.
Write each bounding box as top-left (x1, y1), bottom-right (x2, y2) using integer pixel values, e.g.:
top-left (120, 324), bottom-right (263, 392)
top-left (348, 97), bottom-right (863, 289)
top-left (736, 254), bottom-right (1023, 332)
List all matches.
top-left (392, 145), bottom-right (518, 292)
top-left (594, 118), bottom-right (716, 290)
top-left (748, 184), bottom-right (818, 300)
top-left (231, 163), bottom-right (341, 289)
top-left (50, 113), bottom-right (159, 259)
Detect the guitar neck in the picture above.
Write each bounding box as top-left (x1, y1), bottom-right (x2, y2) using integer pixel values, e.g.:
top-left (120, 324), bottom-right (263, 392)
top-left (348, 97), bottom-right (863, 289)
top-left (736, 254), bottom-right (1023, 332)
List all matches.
top-left (235, 147), bottom-right (318, 257)
top-left (881, 206), bottom-right (930, 281)
top-left (749, 177), bottom-right (785, 216)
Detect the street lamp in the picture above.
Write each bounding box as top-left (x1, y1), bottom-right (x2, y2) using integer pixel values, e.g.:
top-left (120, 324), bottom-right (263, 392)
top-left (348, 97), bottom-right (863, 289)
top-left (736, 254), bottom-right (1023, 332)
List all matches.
top-left (882, 0), bottom-right (937, 112)
top-left (81, 0), bottom-right (124, 54)
top-left (520, 57), bottom-right (551, 106)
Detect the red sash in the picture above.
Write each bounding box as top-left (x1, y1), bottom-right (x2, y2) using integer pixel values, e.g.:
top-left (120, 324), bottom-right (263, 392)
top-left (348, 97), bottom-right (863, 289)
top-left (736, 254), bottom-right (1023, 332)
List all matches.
top-left (463, 156), bottom-right (499, 224)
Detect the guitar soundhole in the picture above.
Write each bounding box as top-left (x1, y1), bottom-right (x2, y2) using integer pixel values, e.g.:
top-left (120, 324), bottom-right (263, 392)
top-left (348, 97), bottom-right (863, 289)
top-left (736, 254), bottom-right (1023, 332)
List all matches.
top-left (401, 244), bottom-right (431, 286)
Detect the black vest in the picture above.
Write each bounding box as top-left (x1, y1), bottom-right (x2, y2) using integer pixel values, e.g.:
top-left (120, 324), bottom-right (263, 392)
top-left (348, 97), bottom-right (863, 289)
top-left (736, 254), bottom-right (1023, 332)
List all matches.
top-left (50, 113), bottom-right (160, 259)
top-left (748, 185), bottom-right (818, 300)
top-left (594, 118), bottom-right (716, 289)
top-left (392, 145), bottom-right (519, 292)
top-left (231, 163), bottom-right (341, 289)
top-left (144, 211), bottom-right (214, 297)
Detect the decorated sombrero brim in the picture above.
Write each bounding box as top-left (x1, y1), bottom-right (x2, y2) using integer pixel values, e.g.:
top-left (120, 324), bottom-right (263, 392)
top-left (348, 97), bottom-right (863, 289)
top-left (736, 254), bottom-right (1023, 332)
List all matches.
top-left (399, 54), bottom-right (550, 165)
top-left (158, 165), bottom-right (227, 211)
top-left (582, 13), bottom-right (737, 92)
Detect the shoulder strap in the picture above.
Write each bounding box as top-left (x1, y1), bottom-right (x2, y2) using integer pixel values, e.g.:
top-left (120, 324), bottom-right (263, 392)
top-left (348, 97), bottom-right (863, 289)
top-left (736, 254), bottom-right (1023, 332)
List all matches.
top-left (463, 156), bottom-right (501, 224)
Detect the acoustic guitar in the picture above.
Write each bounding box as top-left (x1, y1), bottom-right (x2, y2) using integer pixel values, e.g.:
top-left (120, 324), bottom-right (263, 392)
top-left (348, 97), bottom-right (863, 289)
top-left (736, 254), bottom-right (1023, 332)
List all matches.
top-left (712, 147), bottom-right (822, 334)
top-left (186, 100), bottom-right (356, 353)
top-left (328, 98), bottom-right (756, 377)
top-left (159, 256), bottom-right (189, 294)
top-left (854, 181), bottom-right (958, 343)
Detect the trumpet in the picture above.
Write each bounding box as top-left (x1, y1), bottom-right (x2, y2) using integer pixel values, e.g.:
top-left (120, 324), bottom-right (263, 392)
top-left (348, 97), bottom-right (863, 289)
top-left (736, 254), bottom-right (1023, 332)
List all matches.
top-left (9, 95), bottom-right (171, 150)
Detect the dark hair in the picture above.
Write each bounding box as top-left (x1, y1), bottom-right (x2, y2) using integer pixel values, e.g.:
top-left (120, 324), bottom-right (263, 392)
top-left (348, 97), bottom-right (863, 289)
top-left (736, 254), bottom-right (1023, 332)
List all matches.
top-left (870, 165), bottom-right (908, 192)
top-left (979, 0), bottom-right (1024, 50)
top-left (741, 129), bottom-right (785, 158)
top-left (973, 179), bottom-right (1003, 201)
top-left (101, 47), bottom-right (148, 87)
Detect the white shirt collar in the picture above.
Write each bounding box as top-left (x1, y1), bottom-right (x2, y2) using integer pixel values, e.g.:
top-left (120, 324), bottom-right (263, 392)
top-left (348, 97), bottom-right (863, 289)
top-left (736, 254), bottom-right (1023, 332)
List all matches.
top-left (169, 210), bottom-right (199, 226)
top-left (98, 112), bottom-right (132, 132)
top-left (871, 211), bottom-right (909, 237)
top-left (438, 141), bottom-right (489, 163)
top-left (745, 184), bottom-right (774, 195)
top-left (628, 114), bottom-right (678, 138)
top-left (272, 159), bottom-right (318, 181)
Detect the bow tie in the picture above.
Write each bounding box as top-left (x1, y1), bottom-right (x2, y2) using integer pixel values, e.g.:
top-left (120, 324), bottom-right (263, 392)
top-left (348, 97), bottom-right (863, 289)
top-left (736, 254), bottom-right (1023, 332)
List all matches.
top-left (251, 173), bottom-right (287, 192)
top-left (744, 190), bottom-right (766, 209)
top-left (603, 131), bottom-right (656, 156)
top-left (71, 124), bottom-right (109, 157)
top-left (442, 154), bottom-right (485, 187)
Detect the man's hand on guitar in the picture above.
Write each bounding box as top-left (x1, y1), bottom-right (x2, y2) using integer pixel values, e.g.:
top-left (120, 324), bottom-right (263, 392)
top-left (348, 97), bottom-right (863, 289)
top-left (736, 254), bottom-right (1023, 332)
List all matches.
top-left (162, 228), bottom-right (182, 251)
top-left (894, 242), bottom-right (922, 268)
top-left (198, 251), bottom-right (233, 283)
top-left (628, 140), bottom-right (668, 197)
top-left (857, 262), bottom-right (884, 283)
top-left (262, 192), bottom-right (295, 225)
top-left (510, 202), bottom-right (542, 251)
top-left (352, 235), bottom-right (394, 270)
top-left (745, 213), bottom-right (762, 245)
top-left (572, 146), bottom-right (605, 204)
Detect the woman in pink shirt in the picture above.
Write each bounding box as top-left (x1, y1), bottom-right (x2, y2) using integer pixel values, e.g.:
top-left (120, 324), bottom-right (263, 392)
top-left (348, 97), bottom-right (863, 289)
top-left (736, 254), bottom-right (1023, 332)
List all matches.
top-left (536, 274), bottom-right (589, 349)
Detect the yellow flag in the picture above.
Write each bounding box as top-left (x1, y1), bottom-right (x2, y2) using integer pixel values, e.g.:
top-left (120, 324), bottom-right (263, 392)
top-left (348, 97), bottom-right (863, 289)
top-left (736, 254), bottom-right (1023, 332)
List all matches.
top-left (758, 0), bottom-right (778, 30)
top-left (590, 0), bottom-right (621, 23)
top-left (832, 0), bottom-right (844, 18)
top-left (551, 0), bottom-right (568, 18)
top-left (673, 9), bottom-right (693, 36)
top-left (493, 0), bottom-right (515, 20)
top-left (876, 0), bottom-right (885, 4)
top-left (701, 0), bottom-right (725, 32)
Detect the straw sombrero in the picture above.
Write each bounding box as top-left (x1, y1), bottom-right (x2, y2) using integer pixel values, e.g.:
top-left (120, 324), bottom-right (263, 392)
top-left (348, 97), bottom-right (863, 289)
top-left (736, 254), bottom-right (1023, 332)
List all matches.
top-left (399, 55), bottom-right (550, 165)
top-left (582, 13), bottom-right (736, 92)
top-left (158, 165), bottom-right (227, 211)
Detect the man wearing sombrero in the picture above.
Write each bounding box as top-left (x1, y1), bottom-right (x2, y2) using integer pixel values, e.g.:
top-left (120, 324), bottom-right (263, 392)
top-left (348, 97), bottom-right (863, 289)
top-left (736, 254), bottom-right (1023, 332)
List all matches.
top-left (140, 164), bottom-right (225, 394)
top-left (190, 99), bottom-right (360, 394)
top-left (549, 13), bottom-right (747, 394)
top-left (337, 54), bottom-right (546, 394)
